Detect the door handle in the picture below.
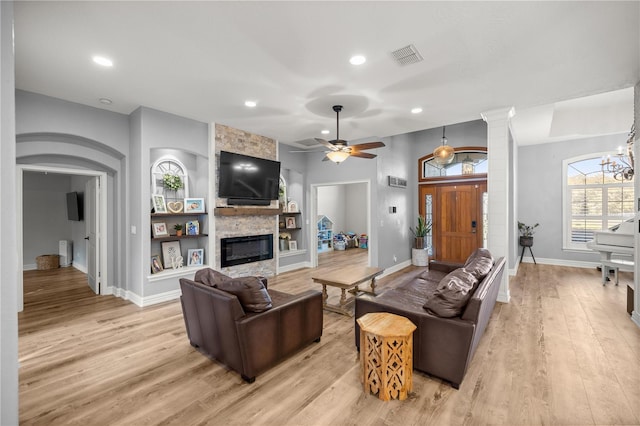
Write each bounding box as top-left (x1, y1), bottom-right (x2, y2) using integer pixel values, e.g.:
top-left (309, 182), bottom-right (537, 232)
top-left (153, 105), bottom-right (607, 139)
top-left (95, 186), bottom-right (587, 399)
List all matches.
top-left (84, 236), bottom-right (90, 240)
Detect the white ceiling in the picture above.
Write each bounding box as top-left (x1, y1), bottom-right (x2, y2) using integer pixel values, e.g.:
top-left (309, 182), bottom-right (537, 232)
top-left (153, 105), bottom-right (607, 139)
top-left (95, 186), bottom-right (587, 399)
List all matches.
top-left (13, 1), bottom-right (640, 148)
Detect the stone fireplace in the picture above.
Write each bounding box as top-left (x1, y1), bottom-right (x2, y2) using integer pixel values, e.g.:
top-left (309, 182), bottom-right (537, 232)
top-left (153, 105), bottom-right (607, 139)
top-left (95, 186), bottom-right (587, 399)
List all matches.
top-left (214, 123), bottom-right (278, 277)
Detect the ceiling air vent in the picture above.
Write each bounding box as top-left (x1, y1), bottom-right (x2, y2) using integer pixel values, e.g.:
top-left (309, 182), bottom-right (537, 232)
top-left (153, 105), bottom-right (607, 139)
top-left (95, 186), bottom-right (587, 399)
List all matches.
top-left (388, 176), bottom-right (407, 188)
top-left (390, 44), bottom-right (423, 66)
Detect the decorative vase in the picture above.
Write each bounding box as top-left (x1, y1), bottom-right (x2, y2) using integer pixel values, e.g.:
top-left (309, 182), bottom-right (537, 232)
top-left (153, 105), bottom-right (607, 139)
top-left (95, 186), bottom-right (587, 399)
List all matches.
top-left (279, 239), bottom-right (289, 251)
top-left (411, 248), bottom-right (429, 267)
top-left (519, 236), bottom-right (533, 247)
top-left (415, 237), bottom-right (425, 249)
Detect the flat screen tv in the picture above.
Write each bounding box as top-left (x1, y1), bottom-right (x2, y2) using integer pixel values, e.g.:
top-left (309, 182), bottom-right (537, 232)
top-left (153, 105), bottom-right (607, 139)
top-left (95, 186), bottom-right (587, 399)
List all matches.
top-left (66, 191), bottom-right (83, 221)
top-left (218, 151), bottom-right (281, 205)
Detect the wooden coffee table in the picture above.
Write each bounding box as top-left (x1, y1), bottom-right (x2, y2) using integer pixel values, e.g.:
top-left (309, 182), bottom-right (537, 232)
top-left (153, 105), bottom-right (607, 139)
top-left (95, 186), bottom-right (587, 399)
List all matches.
top-left (311, 266), bottom-right (383, 316)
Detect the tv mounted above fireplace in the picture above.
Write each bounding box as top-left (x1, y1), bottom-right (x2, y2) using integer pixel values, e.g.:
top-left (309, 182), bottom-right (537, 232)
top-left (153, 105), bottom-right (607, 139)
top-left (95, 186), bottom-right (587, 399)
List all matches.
top-left (218, 151), bottom-right (281, 206)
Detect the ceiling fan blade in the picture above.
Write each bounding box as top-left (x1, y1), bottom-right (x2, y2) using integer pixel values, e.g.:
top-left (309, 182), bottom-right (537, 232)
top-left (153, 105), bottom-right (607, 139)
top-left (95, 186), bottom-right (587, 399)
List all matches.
top-left (315, 138), bottom-right (339, 151)
top-left (350, 151), bottom-right (377, 159)
top-left (322, 155), bottom-right (331, 161)
top-left (350, 141), bottom-right (386, 151)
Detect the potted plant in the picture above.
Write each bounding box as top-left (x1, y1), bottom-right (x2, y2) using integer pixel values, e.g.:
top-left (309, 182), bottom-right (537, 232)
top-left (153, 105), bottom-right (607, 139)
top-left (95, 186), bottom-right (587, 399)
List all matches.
top-left (518, 221), bottom-right (539, 247)
top-left (410, 215), bottom-right (432, 249)
top-left (279, 232), bottom-right (291, 251)
top-left (174, 223), bottom-right (183, 237)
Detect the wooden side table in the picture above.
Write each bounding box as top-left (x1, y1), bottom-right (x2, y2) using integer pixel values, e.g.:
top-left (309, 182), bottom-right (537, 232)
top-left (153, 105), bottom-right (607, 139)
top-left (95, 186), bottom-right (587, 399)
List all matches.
top-left (357, 312), bottom-right (417, 401)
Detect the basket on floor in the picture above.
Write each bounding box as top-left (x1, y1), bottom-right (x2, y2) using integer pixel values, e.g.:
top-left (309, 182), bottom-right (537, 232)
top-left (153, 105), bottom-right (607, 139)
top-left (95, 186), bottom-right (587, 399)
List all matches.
top-left (36, 254), bottom-right (60, 270)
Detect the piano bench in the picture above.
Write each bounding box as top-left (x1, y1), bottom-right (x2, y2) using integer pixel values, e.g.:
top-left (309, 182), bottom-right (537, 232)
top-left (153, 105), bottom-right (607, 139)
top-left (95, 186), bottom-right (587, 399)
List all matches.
top-left (600, 259), bottom-right (634, 286)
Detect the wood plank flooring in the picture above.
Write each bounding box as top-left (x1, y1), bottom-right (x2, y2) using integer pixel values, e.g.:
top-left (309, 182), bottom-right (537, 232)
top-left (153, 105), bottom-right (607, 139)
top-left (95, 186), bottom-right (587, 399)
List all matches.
top-left (19, 252), bottom-right (640, 425)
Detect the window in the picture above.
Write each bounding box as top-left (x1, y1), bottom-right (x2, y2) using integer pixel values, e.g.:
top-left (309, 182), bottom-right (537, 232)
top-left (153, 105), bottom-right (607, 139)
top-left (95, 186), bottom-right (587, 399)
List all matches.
top-left (151, 157), bottom-right (189, 200)
top-left (563, 153), bottom-right (634, 250)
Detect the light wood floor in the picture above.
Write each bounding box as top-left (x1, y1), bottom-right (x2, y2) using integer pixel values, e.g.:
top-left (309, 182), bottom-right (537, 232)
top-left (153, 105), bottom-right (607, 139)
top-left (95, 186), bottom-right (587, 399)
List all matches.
top-left (19, 251), bottom-right (640, 425)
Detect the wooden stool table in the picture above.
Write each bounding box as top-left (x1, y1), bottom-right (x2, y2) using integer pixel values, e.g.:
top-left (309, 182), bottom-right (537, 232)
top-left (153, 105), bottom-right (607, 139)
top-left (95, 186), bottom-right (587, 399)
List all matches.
top-left (357, 312), bottom-right (416, 401)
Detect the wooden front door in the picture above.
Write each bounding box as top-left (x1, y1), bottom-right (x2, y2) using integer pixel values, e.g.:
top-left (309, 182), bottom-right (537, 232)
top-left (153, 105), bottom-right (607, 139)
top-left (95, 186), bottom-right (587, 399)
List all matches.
top-left (419, 182), bottom-right (486, 263)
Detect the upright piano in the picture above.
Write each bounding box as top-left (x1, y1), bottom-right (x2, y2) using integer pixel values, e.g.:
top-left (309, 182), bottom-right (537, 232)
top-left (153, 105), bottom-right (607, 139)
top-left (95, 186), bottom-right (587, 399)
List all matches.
top-left (587, 220), bottom-right (635, 285)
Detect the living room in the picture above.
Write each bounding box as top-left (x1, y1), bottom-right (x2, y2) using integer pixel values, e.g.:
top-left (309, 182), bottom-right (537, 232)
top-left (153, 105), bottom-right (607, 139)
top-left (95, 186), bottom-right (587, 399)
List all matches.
top-left (1, 2), bottom-right (640, 424)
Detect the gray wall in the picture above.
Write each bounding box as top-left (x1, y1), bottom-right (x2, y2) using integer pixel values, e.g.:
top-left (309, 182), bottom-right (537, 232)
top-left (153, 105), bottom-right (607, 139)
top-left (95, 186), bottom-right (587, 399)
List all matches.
top-left (344, 183), bottom-right (368, 235)
top-left (1, 2), bottom-right (18, 423)
top-left (318, 185), bottom-right (346, 232)
top-left (518, 133), bottom-right (628, 263)
top-left (22, 172), bottom-right (73, 266)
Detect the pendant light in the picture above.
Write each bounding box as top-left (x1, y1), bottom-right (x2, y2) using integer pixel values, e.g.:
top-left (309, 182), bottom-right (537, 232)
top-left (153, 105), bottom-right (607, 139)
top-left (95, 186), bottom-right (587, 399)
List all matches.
top-left (433, 126), bottom-right (455, 165)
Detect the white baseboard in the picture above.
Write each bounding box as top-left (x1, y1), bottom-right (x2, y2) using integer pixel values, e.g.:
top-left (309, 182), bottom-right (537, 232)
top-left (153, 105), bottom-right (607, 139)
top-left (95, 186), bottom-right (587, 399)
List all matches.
top-left (111, 287), bottom-right (181, 307)
top-left (73, 263), bottom-right (87, 274)
top-left (381, 260), bottom-right (412, 278)
top-left (23, 263), bottom-right (36, 271)
top-left (520, 257), bottom-right (600, 269)
top-left (631, 311), bottom-right (640, 329)
top-left (279, 261), bottom-right (312, 273)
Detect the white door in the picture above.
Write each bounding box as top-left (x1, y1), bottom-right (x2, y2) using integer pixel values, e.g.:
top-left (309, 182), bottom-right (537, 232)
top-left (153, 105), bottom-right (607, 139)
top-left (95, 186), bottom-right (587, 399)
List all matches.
top-left (85, 177), bottom-right (100, 294)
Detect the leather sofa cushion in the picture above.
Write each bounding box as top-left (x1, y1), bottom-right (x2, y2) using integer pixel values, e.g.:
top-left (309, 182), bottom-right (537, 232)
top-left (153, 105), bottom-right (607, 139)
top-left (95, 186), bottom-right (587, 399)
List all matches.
top-left (463, 248), bottom-right (494, 281)
top-left (217, 276), bottom-right (273, 312)
top-left (423, 268), bottom-right (478, 318)
top-left (194, 268), bottom-right (233, 287)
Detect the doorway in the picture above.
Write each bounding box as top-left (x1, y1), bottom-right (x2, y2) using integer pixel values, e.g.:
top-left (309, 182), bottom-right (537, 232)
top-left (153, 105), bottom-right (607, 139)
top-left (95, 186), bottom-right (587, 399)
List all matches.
top-left (17, 165), bottom-right (108, 311)
top-left (419, 181), bottom-right (487, 263)
top-left (310, 180), bottom-right (372, 268)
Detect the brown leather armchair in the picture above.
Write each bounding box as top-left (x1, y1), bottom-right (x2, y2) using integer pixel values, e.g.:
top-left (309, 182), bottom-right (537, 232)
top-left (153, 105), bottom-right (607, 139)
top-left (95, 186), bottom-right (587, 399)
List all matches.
top-left (179, 269), bottom-right (323, 383)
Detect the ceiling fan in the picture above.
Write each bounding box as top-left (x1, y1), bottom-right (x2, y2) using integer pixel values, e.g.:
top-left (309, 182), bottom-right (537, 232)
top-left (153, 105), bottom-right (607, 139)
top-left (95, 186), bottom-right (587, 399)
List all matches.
top-left (314, 105), bottom-right (385, 164)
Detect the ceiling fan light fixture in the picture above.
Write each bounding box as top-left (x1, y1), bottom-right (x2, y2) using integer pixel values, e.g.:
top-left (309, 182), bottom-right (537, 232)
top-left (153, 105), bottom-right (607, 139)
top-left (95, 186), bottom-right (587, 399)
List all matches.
top-left (433, 126), bottom-right (455, 165)
top-left (326, 151), bottom-right (350, 163)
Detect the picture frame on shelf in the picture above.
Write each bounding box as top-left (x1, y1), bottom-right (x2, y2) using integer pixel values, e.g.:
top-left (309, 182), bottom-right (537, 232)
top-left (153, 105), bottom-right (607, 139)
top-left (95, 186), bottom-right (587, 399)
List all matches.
top-left (289, 240), bottom-right (298, 251)
top-left (285, 217), bottom-right (296, 229)
top-left (152, 194), bottom-right (167, 214)
top-left (184, 198), bottom-right (205, 213)
top-left (187, 249), bottom-right (204, 266)
top-left (186, 220), bottom-right (200, 235)
top-left (166, 200), bottom-right (184, 214)
top-left (287, 200), bottom-right (299, 212)
top-left (161, 240), bottom-right (182, 269)
top-left (150, 255), bottom-right (163, 274)
top-left (152, 222), bottom-right (169, 238)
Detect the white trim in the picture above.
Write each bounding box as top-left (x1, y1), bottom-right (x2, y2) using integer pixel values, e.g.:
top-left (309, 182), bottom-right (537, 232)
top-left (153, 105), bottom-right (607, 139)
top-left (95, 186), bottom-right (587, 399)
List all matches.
top-left (519, 256), bottom-right (600, 269)
top-left (279, 249), bottom-right (307, 259)
top-left (380, 260), bottom-right (411, 278)
top-left (147, 264), bottom-right (208, 282)
top-left (310, 179), bottom-right (372, 269)
top-left (23, 264), bottom-right (36, 271)
top-left (117, 288), bottom-right (181, 307)
top-left (17, 164), bottom-right (109, 306)
top-left (73, 263), bottom-right (88, 274)
top-left (278, 261), bottom-right (312, 273)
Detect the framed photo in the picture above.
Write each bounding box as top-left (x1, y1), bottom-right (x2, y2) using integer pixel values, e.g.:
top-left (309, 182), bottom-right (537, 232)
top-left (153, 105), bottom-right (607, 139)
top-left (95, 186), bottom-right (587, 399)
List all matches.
top-left (186, 220), bottom-right (200, 235)
top-left (152, 195), bottom-right (167, 214)
top-left (152, 222), bottom-right (169, 237)
top-left (289, 240), bottom-right (298, 251)
top-left (150, 255), bottom-right (163, 274)
top-left (285, 217), bottom-right (296, 229)
top-left (184, 198), bottom-right (205, 213)
top-left (161, 240), bottom-right (182, 269)
top-left (287, 200), bottom-right (299, 212)
top-left (187, 249), bottom-right (204, 266)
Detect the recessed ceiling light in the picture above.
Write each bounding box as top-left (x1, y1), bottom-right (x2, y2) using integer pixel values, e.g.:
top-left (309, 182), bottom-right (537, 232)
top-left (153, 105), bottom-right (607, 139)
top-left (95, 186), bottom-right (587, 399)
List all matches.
top-left (411, 107), bottom-right (423, 114)
top-left (92, 56), bottom-right (113, 67)
top-left (321, 130), bottom-right (330, 135)
top-left (99, 98), bottom-right (112, 105)
top-left (349, 55), bottom-right (366, 65)
top-left (244, 100), bottom-right (257, 107)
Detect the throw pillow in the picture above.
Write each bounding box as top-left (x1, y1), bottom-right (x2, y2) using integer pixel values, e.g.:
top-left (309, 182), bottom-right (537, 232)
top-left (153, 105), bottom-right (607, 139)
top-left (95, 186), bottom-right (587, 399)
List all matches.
top-left (194, 268), bottom-right (232, 287)
top-left (217, 276), bottom-right (273, 313)
top-left (463, 248), bottom-right (494, 281)
top-left (423, 268), bottom-right (478, 318)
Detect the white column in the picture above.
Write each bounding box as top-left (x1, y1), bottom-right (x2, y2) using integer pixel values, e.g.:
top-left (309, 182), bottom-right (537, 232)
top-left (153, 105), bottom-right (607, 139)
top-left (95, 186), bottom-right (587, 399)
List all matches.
top-left (481, 107), bottom-right (515, 303)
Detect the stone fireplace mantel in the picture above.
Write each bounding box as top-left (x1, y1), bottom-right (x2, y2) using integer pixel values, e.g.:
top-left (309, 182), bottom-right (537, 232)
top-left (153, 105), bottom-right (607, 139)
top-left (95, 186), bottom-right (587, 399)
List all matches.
top-left (214, 207), bottom-right (281, 216)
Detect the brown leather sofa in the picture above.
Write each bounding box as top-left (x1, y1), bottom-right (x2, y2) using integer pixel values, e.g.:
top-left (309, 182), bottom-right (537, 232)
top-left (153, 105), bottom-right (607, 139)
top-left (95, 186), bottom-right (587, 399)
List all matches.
top-left (179, 269), bottom-right (323, 383)
top-left (355, 250), bottom-right (506, 389)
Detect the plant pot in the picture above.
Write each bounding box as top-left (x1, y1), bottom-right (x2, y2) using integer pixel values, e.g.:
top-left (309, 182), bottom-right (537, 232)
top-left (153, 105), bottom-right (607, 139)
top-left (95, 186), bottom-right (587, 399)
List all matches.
top-left (411, 248), bottom-right (429, 267)
top-left (279, 239), bottom-right (289, 251)
top-left (519, 236), bottom-right (533, 247)
top-left (414, 237), bottom-right (425, 249)
top-left (176, 230), bottom-right (183, 236)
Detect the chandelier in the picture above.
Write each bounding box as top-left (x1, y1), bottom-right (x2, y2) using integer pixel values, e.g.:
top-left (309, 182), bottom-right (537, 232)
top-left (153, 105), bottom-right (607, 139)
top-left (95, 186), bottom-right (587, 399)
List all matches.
top-left (433, 126), bottom-right (455, 165)
top-left (601, 124), bottom-right (635, 181)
